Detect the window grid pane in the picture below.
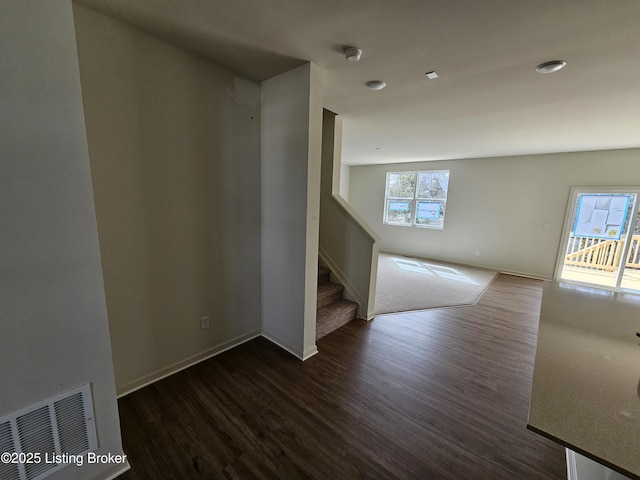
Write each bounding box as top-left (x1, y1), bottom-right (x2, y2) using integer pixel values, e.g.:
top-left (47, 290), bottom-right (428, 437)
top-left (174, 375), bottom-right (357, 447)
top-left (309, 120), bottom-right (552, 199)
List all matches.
top-left (417, 171), bottom-right (449, 200)
top-left (415, 200), bottom-right (445, 227)
top-left (387, 172), bottom-right (416, 198)
top-left (385, 199), bottom-right (413, 225)
top-left (384, 170), bottom-right (449, 229)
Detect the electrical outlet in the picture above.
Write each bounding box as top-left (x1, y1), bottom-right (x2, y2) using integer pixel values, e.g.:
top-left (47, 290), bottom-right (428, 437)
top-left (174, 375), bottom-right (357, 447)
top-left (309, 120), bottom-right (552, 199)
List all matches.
top-left (200, 316), bottom-right (210, 329)
top-left (475, 251), bottom-right (480, 257)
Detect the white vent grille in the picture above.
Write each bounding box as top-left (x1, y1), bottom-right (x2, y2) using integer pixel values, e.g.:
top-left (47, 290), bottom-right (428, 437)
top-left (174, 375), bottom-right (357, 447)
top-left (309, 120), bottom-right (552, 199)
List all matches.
top-left (0, 421), bottom-right (20, 480)
top-left (0, 385), bottom-right (97, 480)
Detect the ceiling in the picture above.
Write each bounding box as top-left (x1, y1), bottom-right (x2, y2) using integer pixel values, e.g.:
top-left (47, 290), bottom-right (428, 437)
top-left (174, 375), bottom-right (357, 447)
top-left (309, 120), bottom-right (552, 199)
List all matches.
top-left (74, 0), bottom-right (640, 166)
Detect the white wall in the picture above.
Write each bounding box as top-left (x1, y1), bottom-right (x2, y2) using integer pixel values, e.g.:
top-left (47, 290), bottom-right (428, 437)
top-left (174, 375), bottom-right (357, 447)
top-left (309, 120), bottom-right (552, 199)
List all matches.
top-left (261, 63), bottom-right (324, 360)
top-left (73, 5), bottom-right (262, 395)
top-left (0, 1), bottom-right (125, 478)
top-left (348, 149), bottom-right (640, 278)
top-left (340, 163), bottom-right (351, 201)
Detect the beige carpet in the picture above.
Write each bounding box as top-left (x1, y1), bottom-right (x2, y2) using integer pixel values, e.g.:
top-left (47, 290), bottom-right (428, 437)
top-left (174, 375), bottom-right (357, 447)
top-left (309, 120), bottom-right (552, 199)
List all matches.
top-left (374, 253), bottom-right (497, 314)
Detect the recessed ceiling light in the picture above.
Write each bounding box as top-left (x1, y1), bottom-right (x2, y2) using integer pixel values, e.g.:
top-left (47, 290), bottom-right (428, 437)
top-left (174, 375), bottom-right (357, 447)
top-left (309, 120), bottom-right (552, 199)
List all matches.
top-left (366, 80), bottom-right (387, 90)
top-left (425, 71), bottom-right (439, 80)
top-left (344, 47), bottom-right (362, 62)
top-left (536, 60), bottom-right (567, 74)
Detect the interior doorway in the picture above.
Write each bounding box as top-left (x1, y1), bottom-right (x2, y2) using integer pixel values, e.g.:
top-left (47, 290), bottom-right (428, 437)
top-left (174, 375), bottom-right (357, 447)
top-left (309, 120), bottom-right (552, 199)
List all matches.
top-left (556, 187), bottom-right (640, 292)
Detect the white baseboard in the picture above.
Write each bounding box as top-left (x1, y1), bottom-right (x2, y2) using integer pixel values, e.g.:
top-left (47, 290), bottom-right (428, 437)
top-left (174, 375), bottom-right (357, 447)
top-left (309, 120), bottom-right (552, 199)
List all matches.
top-left (260, 331), bottom-right (318, 360)
top-left (117, 327), bottom-right (323, 398)
top-left (498, 270), bottom-right (551, 281)
top-left (301, 345), bottom-right (319, 360)
top-left (116, 330), bottom-right (261, 398)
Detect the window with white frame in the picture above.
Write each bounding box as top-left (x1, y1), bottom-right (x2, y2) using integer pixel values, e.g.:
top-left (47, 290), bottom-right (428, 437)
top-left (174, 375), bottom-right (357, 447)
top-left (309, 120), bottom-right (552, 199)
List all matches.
top-left (384, 170), bottom-right (450, 229)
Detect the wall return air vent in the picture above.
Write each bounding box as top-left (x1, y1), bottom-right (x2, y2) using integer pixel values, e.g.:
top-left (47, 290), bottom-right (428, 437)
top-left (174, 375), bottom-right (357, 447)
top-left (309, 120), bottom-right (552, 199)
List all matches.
top-left (0, 384), bottom-right (98, 480)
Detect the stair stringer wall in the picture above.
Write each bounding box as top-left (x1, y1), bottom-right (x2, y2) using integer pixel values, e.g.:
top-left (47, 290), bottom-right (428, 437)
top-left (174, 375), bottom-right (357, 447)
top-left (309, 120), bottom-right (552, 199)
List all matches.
top-left (319, 247), bottom-right (366, 320)
top-left (319, 110), bottom-right (379, 321)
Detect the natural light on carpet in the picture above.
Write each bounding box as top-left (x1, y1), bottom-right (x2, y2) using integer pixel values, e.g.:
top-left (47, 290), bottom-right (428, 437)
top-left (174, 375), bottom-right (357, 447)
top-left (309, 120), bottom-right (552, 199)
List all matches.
top-left (393, 258), bottom-right (479, 285)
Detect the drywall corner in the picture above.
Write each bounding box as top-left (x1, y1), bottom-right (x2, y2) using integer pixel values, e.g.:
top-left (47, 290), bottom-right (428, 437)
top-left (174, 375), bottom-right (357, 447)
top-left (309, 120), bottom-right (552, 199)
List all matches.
top-left (261, 63), bottom-right (323, 359)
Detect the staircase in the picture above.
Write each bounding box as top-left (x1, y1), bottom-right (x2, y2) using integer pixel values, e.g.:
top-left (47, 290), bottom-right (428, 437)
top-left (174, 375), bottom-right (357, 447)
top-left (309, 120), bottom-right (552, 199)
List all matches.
top-left (316, 265), bottom-right (359, 340)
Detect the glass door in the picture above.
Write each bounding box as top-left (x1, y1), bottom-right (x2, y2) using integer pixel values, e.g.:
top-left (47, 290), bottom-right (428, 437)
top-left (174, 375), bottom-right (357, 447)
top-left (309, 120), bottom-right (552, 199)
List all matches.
top-left (556, 187), bottom-right (640, 292)
top-left (620, 206), bottom-right (640, 290)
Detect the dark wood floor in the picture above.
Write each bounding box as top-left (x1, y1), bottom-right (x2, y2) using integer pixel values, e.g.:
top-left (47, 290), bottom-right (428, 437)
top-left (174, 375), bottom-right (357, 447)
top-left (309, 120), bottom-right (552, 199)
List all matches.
top-left (117, 274), bottom-right (566, 479)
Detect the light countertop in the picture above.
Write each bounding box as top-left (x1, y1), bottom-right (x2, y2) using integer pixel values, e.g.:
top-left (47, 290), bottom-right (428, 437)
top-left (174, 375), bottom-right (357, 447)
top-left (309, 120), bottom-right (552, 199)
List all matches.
top-left (528, 281), bottom-right (640, 480)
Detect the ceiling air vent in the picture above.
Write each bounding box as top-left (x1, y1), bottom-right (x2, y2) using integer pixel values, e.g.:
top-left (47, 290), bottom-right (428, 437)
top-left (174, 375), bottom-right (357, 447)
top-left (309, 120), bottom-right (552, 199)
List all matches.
top-left (0, 384), bottom-right (98, 480)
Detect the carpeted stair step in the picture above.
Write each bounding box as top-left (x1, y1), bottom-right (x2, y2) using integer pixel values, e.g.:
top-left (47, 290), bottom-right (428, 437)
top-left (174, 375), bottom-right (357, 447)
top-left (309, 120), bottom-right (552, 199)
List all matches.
top-left (316, 298), bottom-right (358, 340)
top-left (318, 266), bottom-right (331, 284)
top-left (317, 281), bottom-right (344, 309)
